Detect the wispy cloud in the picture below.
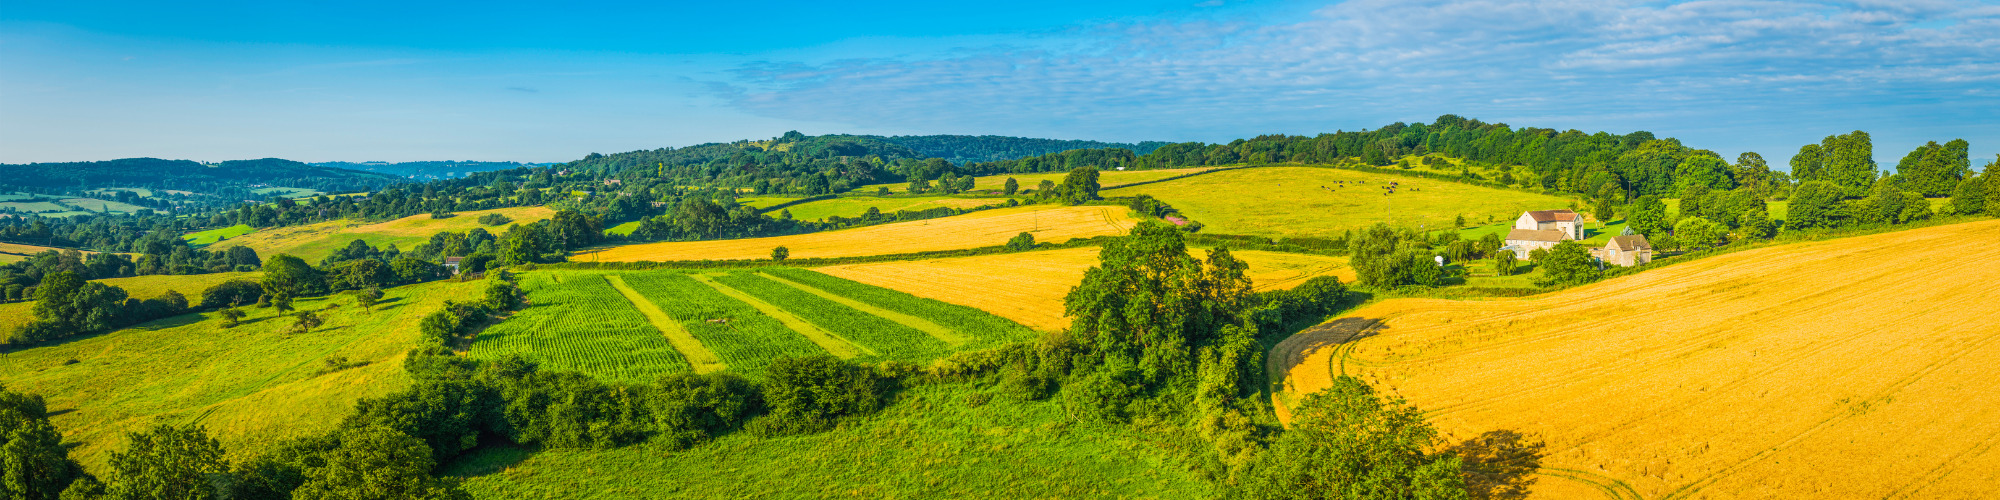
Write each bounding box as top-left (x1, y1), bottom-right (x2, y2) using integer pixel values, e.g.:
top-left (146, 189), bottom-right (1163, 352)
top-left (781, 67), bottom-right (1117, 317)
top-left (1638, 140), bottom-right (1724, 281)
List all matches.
top-left (720, 0), bottom-right (2000, 152)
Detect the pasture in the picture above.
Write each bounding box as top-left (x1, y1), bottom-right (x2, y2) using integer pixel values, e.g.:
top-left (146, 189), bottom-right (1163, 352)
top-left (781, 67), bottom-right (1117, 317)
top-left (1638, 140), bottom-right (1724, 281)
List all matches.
top-left (469, 269), bottom-right (1036, 381)
top-left (777, 195), bottom-right (1013, 222)
top-left (582, 205), bottom-right (1138, 262)
top-left (857, 167), bottom-right (1220, 194)
top-left (60, 197), bottom-right (149, 213)
top-left (1275, 218), bottom-right (2000, 498)
top-left (203, 206), bottom-right (554, 262)
top-left (451, 382), bottom-right (1213, 498)
top-left (182, 224), bottom-right (258, 245)
top-left (0, 278), bottom-right (487, 471)
top-left (817, 246), bottom-right (1353, 331)
top-left (0, 242), bottom-right (76, 264)
top-left (1103, 166), bottom-right (1574, 239)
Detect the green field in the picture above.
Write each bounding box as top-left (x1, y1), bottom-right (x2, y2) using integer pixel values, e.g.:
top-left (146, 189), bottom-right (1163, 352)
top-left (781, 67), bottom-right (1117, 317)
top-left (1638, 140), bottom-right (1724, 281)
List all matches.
top-left (857, 167), bottom-right (1221, 194)
top-left (203, 206), bottom-right (554, 262)
top-left (60, 197), bottom-right (149, 213)
top-left (250, 186), bottom-right (323, 197)
top-left (0, 200), bottom-right (69, 213)
top-left (451, 382), bottom-right (1213, 498)
top-left (0, 278), bottom-right (487, 471)
top-left (604, 220), bottom-right (641, 236)
top-left (1105, 166), bottom-right (1575, 239)
top-left (776, 196), bottom-right (1013, 221)
top-left (183, 224), bottom-right (258, 245)
top-left (737, 196), bottom-right (801, 209)
top-left (469, 269), bottom-right (1037, 381)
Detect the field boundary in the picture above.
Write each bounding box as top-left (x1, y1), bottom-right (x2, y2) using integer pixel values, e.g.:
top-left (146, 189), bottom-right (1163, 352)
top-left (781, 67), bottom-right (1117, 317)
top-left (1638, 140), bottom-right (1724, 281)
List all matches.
top-left (688, 274), bottom-right (872, 359)
top-left (605, 275), bottom-right (726, 374)
top-left (755, 272), bottom-right (968, 346)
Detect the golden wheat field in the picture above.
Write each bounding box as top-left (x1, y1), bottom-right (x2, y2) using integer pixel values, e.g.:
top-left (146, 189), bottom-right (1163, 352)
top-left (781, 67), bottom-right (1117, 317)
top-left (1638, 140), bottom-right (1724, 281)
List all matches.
top-left (582, 205), bottom-right (1139, 262)
top-left (204, 206), bottom-right (555, 262)
top-left (818, 246), bottom-right (1353, 331)
top-left (1274, 219), bottom-right (2000, 499)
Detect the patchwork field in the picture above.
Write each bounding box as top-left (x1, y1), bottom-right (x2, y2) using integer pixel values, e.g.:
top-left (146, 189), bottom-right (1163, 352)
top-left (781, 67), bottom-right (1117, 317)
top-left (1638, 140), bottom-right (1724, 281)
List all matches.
top-left (470, 269), bottom-right (1036, 381)
top-left (818, 246), bottom-right (1353, 331)
top-left (582, 205), bottom-right (1138, 262)
top-left (451, 382), bottom-right (1213, 498)
top-left (858, 167), bottom-right (1221, 194)
top-left (1275, 218), bottom-right (2000, 499)
top-left (60, 197), bottom-right (149, 213)
top-left (777, 196), bottom-right (1013, 221)
top-left (0, 278), bottom-right (486, 472)
top-left (182, 224), bottom-right (258, 245)
top-left (1104, 166), bottom-right (1573, 239)
top-left (0, 242), bottom-right (77, 263)
top-left (204, 206), bottom-right (555, 262)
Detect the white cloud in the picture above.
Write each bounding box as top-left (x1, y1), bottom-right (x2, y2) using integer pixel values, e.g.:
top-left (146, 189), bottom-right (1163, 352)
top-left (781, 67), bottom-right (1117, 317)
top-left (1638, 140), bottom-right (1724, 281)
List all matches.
top-left (719, 0), bottom-right (2000, 156)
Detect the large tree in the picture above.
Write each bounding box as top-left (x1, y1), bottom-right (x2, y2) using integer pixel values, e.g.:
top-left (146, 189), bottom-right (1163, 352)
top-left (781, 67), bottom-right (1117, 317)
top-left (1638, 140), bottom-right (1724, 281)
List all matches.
top-left (1241, 377), bottom-right (1468, 500)
top-left (1786, 181), bottom-right (1846, 230)
top-left (105, 425), bottom-right (229, 500)
top-left (291, 426), bottom-right (469, 500)
top-left (260, 254), bottom-right (325, 297)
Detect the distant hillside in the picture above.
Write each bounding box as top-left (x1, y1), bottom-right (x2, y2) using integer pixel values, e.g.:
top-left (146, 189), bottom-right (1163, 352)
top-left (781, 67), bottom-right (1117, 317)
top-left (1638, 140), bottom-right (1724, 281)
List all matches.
top-left (0, 157), bottom-right (399, 193)
top-left (313, 160), bottom-right (553, 180)
top-left (871, 135), bottom-right (1170, 164)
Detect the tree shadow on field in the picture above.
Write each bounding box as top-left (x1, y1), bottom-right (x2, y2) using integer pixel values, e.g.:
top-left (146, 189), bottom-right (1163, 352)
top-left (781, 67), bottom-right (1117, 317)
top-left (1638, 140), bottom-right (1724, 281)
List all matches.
top-left (1265, 315), bottom-right (1388, 393)
top-left (1446, 429), bottom-right (1546, 500)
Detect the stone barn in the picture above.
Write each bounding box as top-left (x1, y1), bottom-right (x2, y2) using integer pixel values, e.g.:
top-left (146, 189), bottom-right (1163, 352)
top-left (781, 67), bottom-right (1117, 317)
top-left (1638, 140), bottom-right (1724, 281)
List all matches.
top-left (1598, 234), bottom-right (1653, 267)
top-left (1515, 209), bottom-right (1584, 240)
top-left (1504, 229), bottom-right (1566, 257)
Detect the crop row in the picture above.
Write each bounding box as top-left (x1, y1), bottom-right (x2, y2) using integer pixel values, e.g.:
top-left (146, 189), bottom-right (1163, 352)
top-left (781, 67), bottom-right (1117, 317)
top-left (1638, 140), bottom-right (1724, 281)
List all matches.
top-left (760, 268), bottom-right (1038, 347)
top-left (617, 272), bottom-right (826, 374)
top-left (473, 272), bottom-right (691, 382)
top-left (711, 272), bottom-right (951, 364)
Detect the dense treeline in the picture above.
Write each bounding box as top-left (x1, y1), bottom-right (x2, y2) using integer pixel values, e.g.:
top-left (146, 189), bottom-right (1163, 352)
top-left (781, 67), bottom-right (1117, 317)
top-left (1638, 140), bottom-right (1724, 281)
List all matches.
top-left (5, 271), bottom-right (194, 346)
top-left (311, 161), bottom-right (550, 180)
top-left (0, 157), bottom-right (399, 208)
top-left (874, 134), bottom-right (1167, 165)
top-left (0, 244), bottom-right (261, 303)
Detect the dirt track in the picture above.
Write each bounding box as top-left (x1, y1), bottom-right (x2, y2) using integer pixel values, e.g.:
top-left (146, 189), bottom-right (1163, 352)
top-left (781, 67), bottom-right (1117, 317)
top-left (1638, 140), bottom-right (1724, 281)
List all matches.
top-left (1273, 219), bottom-right (2000, 499)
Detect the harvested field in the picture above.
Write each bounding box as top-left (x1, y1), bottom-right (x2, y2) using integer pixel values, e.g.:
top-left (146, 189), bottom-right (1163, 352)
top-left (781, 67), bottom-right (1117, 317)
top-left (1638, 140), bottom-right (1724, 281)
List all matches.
top-left (818, 247), bottom-right (1353, 331)
top-left (204, 206), bottom-right (554, 262)
top-left (1104, 166), bottom-right (1572, 239)
top-left (777, 196), bottom-right (1012, 222)
top-left (1274, 219), bottom-right (2000, 499)
top-left (583, 205), bottom-right (1137, 262)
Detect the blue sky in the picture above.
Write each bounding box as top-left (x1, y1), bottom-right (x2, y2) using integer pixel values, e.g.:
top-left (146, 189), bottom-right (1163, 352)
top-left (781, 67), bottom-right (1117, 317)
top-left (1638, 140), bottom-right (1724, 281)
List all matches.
top-left (3, 0), bottom-right (1997, 169)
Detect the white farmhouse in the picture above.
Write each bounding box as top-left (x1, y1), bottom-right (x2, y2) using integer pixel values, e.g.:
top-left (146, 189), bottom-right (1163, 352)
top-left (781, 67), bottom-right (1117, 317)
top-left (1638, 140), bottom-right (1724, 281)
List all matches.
top-left (1514, 209), bottom-right (1583, 240)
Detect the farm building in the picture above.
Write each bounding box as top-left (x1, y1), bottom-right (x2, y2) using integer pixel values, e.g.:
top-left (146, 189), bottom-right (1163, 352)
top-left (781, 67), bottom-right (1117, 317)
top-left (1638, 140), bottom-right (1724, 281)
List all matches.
top-left (444, 256), bottom-right (464, 275)
top-left (1515, 209), bottom-right (1583, 240)
top-left (1504, 229), bottom-right (1566, 256)
top-left (1594, 234), bottom-right (1654, 267)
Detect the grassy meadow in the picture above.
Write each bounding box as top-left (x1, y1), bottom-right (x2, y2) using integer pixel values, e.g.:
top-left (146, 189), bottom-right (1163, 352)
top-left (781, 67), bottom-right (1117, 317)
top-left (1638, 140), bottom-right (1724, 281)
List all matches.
top-left (470, 269), bottom-right (1037, 381)
top-left (1277, 218), bottom-right (2000, 498)
top-left (817, 246), bottom-right (1353, 331)
top-left (450, 382), bottom-right (1214, 498)
top-left (182, 224), bottom-right (258, 245)
top-left (0, 278), bottom-right (488, 472)
top-left (776, 196), bottom-right (1014, 222)
top-left (0, 242), bottom-right (81, 264)
top-left (1104, 166), bottom-right (1574, 239)
top-left (203, 206), bottom-right (555, 262)
top-left (0, 272), bottom-right (260, 335)
top-left (582, 205), bottom-right (1139, 262)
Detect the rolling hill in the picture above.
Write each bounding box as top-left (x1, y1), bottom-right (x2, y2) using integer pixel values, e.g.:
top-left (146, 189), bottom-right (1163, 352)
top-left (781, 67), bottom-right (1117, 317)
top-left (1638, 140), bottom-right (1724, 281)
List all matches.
top-left (1274, 218), bottom-right (2000, 498)
top-left (201, 206), bottom-right (555, 262)
top-left (1103, 166), bottom-right (1575, 239)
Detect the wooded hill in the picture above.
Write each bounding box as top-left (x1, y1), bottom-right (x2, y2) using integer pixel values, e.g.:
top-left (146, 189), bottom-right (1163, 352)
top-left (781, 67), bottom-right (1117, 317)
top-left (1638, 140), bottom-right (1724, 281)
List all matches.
top-left (312, 161), bottom-right (555, 180)
top-left (0, 157), bottom-right (400, 201)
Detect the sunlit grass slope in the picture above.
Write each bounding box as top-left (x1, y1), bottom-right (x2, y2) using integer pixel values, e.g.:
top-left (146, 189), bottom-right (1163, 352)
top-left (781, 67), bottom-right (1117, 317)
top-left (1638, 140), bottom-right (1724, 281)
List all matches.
top-left (1104, 166), bottom-right (1572, 239)
top-left (204, 206), bottom-right (555, 262)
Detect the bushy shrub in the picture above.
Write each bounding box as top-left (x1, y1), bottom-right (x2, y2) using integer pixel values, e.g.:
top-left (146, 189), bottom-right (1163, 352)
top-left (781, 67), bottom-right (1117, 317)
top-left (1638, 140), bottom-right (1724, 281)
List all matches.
top-left (647, 373), bottom-right (761, 449)
top-left (749, 356), bottom-right (893, 435)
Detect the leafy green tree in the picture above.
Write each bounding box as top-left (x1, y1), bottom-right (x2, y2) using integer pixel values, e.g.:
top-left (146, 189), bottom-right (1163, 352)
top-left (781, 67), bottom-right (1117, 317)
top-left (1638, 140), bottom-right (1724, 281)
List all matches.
top-left (1675, 217), bottom-right (1726, 249)
top-left (290, 311), bottom-right (323, 334)
top-left (271, 293), bottom-right (294, 316)
top-left (1003, 177), bottom-right (1020, 196)
top-left (1949, 174), bottom-right (1987, 215)
top-left (1822, 131), bottom-right (1879, 196)
top-left (1737, 206), bottom-right (1776, 240)
top-left (217, 308), bottom-right (246, 328)
top-left (1786, 181), bottom-right (1846, 230)
top-left (770, 246), bottom-right (789, 263)
top-left (198, 280), bottom-right (262, 309)
top-left (1790, 144), bottom-right (1824, 183)
top-left (12, 271), bottom-right (128, 345)
top-left (1493, 251), bottom-right (1517, 276)
top-left (1674, 154), bottom-right (1734, 191)
top-left (291, 426), bottom-right (469, 500)
top-left (1035, 179), bottom-right (1056, 199)
top-left (1535, 241), bottom-right (1600, 287)
top-left (1057, 167), bottom-right (1102, 205)
top-left (259, 254), bottom-right (324, 297)
top-left (1005, 232), bottom-right (1036, 251)
top-left (1627, 196), bottom-right (1669, 236)
top-left (355, 288), bottom-right (381, 314)
top-left (482, 282), bottom-right (520, 311)
top-left (104, 425), bottom-right (229, 500)
top-left (1591, 196), bottom-right (1615, 224)
top-left (1241, 377), bottom-right (1467, 500)
top-left (647, 373), bottom-right (761, 450)
top-left (1, 386), bottom-right (87, 500)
